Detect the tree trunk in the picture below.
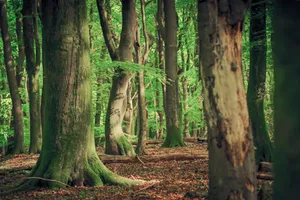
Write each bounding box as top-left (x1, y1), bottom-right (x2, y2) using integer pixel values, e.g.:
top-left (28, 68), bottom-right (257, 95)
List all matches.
top-left (198, 1), bottom-right (256, 199)
top-left (247, 0), bottom-right (273, 164)
top-left (181, 43), bottom-right (190, 138)
top-left (15, 6), bottom-right (25, 90)
top-left (104, 0), bottom-right (137, 156)
top-left (273, 0), bottom-right (300, 199)
top-left (135, 0), bottom-right (149, 154)
top-left (123, 80), bottom-right (134, 134)
top-left (23, 0), bottom-right (42, 153)
top-left (12, 0), bottom-right (139, 190)
top-left (161, 0), bottom-right (184, 148)
top-left (94, 46), bottom-right (106, 126)
top-left (0, 0), bottom-right (25, 154)
top-left (156, 0), bottom-right (166, 113)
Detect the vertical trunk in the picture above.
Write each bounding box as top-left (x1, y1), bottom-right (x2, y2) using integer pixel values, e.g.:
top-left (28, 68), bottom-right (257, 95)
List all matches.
top-left (123, 80), bottom-right (134, 134)
top-left (0, 1), bottom-right (25, 154)
top-left (198, 1), bottom-right (256, 199)
top-left (94, 46), bottom-right (106, 126)
top-left (104, 0), bottom-right (137, 156)
top-left (18, 0), bottom-right (138, 189)
top-left (15, 8), bottom-right (25, 89)
top-left (135, 0), bottom-right (149, 154)
top-left (247, 0), bottom-right (273, 164)
top-left (181, 43), bottom-right (190, 138)
top-left (273, 1), bottom-right (300, 199)
top-left (161, 0), bottom-right (184, 148)
top-left (157, 0), bottom-right (166, 112)
top-left (23, 0), bottom-right (42, 153)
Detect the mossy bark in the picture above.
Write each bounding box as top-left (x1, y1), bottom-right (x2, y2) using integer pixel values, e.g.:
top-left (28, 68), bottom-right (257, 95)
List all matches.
top-left (162, 0), bottom-right (184, 148)
top-left (198, 1), bottom-right (256, 199)
top-left (13, 0), bottom-right (139, 189)
top-left (273, 1), bottom-right (300, 199)
top-left (98, 0), bottom-right (137, 155)
top-left (247, 0), bottom-right (273, 164)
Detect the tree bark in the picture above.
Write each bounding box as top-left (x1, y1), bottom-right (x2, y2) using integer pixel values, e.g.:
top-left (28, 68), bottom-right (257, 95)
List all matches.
top-left (198, 1), bottom-right (256, 199)
top-left (273, 0), bottom-right (300, 199)
top-left (10, 0), bottom-right (139, 190)
top-left (135, 0), bottom-right (150, 155)
top-left (0, 0), bottom-right (25, 154)
top-left (161, 0), bottom-right (184, 148)
top-left (104, 0), bottom-right (137, 156)
top-left (123, 80), bottom-right (134, 134)
top-left (23, 0), bottom-right (42, 153)
top-left (15, 4), bottom-right (25, 90)
top-left (247, 0), bottom-right (273, 164)
top-left (156, 0), bottom-right (166, 113)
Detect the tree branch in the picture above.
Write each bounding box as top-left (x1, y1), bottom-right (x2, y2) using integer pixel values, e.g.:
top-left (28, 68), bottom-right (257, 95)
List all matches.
top-left (96, 0), bottom-right (118, 60)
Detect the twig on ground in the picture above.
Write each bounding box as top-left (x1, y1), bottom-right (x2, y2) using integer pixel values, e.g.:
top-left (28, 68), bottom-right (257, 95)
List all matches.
top-left (136, 155), bottom-right (146, 165)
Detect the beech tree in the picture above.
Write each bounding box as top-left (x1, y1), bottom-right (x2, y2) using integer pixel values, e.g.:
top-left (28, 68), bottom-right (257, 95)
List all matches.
top-left (0, 0), bottom-right (25, 154)
top-left (162, 0), bottom-right (184, 147)
top-left (23, 0), bottom-right (42, 153)
top-left (198, 0), bottom-right (256, 199)
top-left (247, 0), bottom-right (273, 163)
top-left (273, 0), bottom-right (300, 199)
top-left (2, 0), bottom-right (139, 189)
top-left (97, 0), bottom-right (136, 156)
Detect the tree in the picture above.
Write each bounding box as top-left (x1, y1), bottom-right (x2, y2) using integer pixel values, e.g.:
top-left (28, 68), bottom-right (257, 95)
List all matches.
top-left (247, 0), bottom-right (273, 163)
top-left (135, 0), bottom-right (151, 155)
top-left (2, 0), bottom-right (139, 190)
top-left (273, 0), bottom-right (300, 199)
top-left (161, 0), bottom-right (184, 148)
top-left (97, 0), bottom-right (136, 156)
top-left (0, 0), bottom-right (25, 154)
top-left (23, 0), bottom-right (42, 153)
top-left (198, 0), bottom-right (256, 199)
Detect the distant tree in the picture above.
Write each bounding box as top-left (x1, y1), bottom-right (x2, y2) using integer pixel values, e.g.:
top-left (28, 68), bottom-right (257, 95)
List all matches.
top-left (3, 0), bottom-right (139, 190)
top-left (23, 0), bottom-right (42, 153)
top-left (247, 0), bottom-right (273, 163)
top-left (198, 0), bottom-right (256, 199)
top-left (161, 0), bottom-right (184, 147)
top-left (273, 0), bottom-right (300, 199)
top-left (0, 0), bottom-right (25, 154)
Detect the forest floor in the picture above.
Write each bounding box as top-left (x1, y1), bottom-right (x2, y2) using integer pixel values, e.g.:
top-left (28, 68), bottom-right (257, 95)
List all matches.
top-left (0, 141), bottom-right (271, 199)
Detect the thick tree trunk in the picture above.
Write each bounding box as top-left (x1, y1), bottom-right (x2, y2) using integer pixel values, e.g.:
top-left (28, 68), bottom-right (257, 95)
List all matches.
top-left (247, 0), bottom-right (273, 164)
top-left (23, 0), bottom-right (42, 153)
top-left (104, 0), bottom-right (137, 156)
top-left (161, 0), bottom-right (184, 148)
top-left (0, 1), bottom-right (25, 154)
top-left (198, 1), bottom-right (256, 199)
top-left (11, 0), bottom-right (139, 190)
top-left (273, 1), bottom-right (300, 199)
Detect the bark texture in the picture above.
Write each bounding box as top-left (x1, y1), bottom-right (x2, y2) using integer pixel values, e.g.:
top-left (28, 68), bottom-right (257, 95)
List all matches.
top-left (8, 0), bottom-right (139, 190)
top-left (161, 0), bottom-right (184, 148)
top-left (23, 0), bottom-right (42, 154)
top-left (103, 0), bottom-right (137, 156)
top-left (198, 0), bottom-right (256, 199)
top-left (0, 0), bottom-right (25, 154)
top-left (247, 0), bottom-right (273, 164)
top-left (273, 1), bottom-right (300, 199)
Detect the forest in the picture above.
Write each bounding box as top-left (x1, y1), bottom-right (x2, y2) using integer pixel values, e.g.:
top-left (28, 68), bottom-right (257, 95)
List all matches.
top-left (0, 0), bottom-right (299, 199)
